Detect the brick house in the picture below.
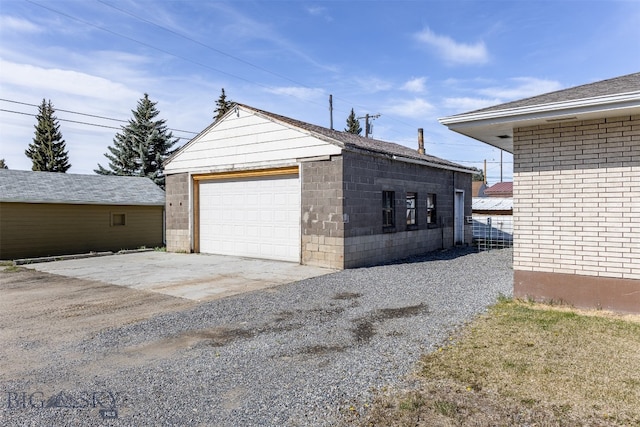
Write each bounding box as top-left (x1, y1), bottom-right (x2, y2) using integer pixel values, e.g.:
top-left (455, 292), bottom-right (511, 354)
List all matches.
top-left (163, 104), bottom-right (474, 269)
top-left (0, 170), bottom-right (165, 260)
top-left (440, 72), bottom-right (640, 313)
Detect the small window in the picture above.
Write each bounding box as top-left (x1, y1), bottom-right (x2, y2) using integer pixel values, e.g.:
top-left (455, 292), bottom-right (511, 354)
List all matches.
top-left (406, 192), bottom-right (417, 225)
top-left (426, 194), bottom-right (436, 226)
top-left (382, 191), bottom-right (395, 227)
top-left (111, 213), bottom-right (126, 227)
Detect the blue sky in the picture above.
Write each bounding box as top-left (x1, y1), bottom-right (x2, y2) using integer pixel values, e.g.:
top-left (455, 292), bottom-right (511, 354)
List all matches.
top-left (1, 0), bottom-right (638, 183)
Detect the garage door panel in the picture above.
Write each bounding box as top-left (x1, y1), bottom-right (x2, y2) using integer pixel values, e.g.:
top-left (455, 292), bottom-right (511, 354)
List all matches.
top-left (199, 174), bottom-right (300, 262)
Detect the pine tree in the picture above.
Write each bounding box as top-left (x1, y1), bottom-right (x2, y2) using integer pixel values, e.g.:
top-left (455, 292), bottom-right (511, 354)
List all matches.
top-left (96, 93), bottom-right (178, 189)
top-left (213, 88), bottom-right (234, 121)
top-left (25, 99), bottom-right (71, 172)
top-left (344, 108), bottom-right (362, 135)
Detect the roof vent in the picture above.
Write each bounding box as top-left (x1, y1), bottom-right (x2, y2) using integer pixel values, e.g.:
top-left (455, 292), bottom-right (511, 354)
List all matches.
top-left (496, 134), bottom-right (511, 139)
top-left (546, 116), bottom-right (577, 122)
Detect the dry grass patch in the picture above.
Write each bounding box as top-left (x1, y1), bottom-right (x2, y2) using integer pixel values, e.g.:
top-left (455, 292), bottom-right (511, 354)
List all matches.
top-left (358, 298), bottom-right (640, 426)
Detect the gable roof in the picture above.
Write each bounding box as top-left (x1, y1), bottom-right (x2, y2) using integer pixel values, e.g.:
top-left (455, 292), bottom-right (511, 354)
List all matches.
top-left (166, 103), bottom-right (474, 174)
top-left (484, 181), bottom-right (513, 197)
top-left (472, 197), bottom-right (513, 212)
top-left (439, 72), bottom-right (640, 152)
top-left (0, 169), bottom-right (165, 206)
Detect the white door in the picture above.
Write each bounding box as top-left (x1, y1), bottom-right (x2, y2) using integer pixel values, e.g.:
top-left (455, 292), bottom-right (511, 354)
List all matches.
top-left (454, 190), bottom-right (465, 245)
top-left (199, 174), bottom-right (300, 262)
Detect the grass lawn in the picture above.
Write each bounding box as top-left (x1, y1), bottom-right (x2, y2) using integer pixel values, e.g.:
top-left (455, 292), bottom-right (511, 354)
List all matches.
top-left (357, 298), bottom-right (640, 426)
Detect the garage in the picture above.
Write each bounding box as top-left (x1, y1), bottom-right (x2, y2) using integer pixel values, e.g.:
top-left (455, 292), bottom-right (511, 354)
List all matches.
top-left (196, 171), bottom-right (301, 262)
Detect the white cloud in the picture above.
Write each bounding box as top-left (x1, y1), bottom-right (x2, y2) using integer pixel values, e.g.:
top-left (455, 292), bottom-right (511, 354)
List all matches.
top-left (478, 77), bottom-right (563, 100)
top-left (415, 27), bottom-right (488, 65)
top-left (0, 59), bottom-right (139, 102)
top-left (264, 86), bottom-right (325, 101)
top-left (0, 16), bottom-right (41, 33)
top-left (384, 98), bottom-right (435, 119)
top-left (443, 97), bottom-right (502, 111)
top-left (307, 6), bottom-right (333, 21)
top-left (401, 77), bottom-right (427, 93)
top-left (355, 76), bottom-right (393, 93)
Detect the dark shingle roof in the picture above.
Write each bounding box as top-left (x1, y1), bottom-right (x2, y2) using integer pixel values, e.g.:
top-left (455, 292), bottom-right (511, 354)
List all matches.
top-left (456, 72), bottom-right (640, 116)
top-left (0, 169), bottom-right (165, 205)
top-left (238, 104), bottom-right (473, 172)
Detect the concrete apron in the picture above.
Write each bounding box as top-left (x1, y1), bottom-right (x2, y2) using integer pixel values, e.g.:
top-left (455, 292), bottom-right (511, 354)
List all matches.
top-left (28, 251), bottom-right (336, 302)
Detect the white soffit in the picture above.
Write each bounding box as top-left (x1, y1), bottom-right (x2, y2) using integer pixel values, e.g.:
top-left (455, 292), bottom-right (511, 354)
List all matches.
top-left (439, 92), bottom-right (640, 153)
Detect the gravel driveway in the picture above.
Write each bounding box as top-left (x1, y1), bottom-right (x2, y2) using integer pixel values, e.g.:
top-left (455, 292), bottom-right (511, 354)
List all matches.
top-left (2, 247), bottom-right (512, 426)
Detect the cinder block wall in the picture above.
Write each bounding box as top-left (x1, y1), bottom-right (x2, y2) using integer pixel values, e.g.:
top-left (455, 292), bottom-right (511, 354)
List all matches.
top-left (165, 173), bottom-right (191, 253)
top-left (341, 151), bottom-right (471, 268)
top-left (300, 157), bottom-right (345, 269)
top-left (513, 114), bottom-right (640, 311)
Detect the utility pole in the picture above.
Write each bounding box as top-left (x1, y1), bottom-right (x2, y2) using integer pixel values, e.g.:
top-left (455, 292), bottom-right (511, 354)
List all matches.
top-left (357, 113), bottom-right (381, 138)
top-left (329, 94), bottom-right (333, 130)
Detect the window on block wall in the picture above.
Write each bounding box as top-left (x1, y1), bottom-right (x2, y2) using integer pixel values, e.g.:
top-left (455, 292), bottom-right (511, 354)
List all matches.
top-left (426, 194), bottom-right (437, 227)
top-left (406, 192), bottom-right (417, 226)
top-left (382, 191), bottom-right (395, 228)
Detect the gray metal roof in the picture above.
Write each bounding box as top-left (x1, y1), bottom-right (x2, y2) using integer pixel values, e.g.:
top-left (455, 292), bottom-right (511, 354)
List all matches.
top-left (455, 72), bottom-right (640, 116)
top-left (472, 197), bottom-right (513, 211)
top-left (0, 169), bottom-right (165, 206)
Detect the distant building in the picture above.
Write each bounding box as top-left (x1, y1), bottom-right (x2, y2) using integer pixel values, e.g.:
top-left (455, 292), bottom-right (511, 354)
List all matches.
top-left (0, 170), bottom-right (165, 260)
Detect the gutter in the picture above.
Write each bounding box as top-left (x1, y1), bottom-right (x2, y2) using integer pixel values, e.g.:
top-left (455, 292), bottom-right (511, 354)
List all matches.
top-left (439, 91), bottom-right (640, 125)
top-left (391, 155), bottom-right (476, 174)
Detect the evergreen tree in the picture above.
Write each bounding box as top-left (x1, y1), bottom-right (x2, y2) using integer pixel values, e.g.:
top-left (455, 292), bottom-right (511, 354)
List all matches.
top-left (0, 159), bottom-right (7, 169)
top-left (344, 108), bottom-right (362, 135)
top-left (96, 93), bottom-right (178, 189)
top-left (213, 88), bottom-right (234, 121)
top-left (471, 167), bottom-right (485, 182)
top-left (25, 99), bottom-right (71, 172)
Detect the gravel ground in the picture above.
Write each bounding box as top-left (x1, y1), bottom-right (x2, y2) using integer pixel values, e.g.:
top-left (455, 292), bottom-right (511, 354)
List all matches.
top-left (2, 247), bottom-right (512, 426)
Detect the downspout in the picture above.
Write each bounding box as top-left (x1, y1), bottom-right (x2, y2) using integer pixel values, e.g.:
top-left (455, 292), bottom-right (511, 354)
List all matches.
top-left (452, 170), bottom-right (455, 247)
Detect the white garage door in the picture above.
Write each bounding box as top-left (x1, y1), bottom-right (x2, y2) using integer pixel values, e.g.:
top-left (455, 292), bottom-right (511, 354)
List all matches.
top-left (199, 174), bottom-right (301, 262)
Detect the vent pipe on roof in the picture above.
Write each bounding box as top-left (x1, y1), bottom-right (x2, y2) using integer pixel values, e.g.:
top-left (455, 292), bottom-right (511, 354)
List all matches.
top-left (418, 128), bottom-right (425, 155)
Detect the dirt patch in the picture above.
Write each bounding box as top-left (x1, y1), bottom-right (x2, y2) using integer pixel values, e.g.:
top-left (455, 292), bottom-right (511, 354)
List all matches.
top-left (350, 303), bottom-right (429, 343)
top-left (0, 267), bottom-right (194, 382)
top-left (332, 292), bottom-right (362, 300)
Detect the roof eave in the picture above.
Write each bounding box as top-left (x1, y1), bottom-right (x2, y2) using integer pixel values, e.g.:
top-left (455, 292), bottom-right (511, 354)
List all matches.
top-left (439, 92), bottom-right (640, 153)
top-left (439, 91), bottom-right (640, 126)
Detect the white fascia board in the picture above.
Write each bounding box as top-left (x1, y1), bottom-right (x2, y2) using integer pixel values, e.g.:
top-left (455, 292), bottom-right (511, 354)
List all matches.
top-left (171, 159), bottom-right (301, 176)
top-left (439, 92), bottom-right (640, 126)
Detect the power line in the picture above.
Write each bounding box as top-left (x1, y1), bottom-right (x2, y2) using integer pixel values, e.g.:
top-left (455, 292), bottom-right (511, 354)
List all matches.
top-left (25, 0), bottom-right (424, 135)
top-left (0, 98), bottom-right (198, 136)
top-left (96, 0), bottom-right (310, 90)
top-left (0, 108), bottom-right (191, 140)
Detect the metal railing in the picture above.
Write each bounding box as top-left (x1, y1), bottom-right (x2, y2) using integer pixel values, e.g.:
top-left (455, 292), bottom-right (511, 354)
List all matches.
top-left (472, 215), bottom-right (513, 251)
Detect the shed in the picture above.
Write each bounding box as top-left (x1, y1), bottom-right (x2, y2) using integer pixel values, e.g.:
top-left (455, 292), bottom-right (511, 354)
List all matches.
top-left (440, 72), bottom-right (640, 313)
top-left (0, 170), bottom-right (165, 260)
top-left (164, 104), bottom-right (475, 269)
top-left (472, 197), bottom-right (513, 250)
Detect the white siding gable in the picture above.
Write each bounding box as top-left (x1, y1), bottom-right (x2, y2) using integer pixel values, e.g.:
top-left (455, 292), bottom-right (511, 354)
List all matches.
top-left (165, 108), bottom-right (343, 174)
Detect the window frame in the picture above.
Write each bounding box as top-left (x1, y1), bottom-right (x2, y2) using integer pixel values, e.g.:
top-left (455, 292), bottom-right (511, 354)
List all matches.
top-left (406, 192), bottom-right (417, 229)
top-left (382, 190), bottom-right (395, 230)
top-left (426, 193), bottom-right (437, 228)
top-left (110, 212), bottom-right (127, 227)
